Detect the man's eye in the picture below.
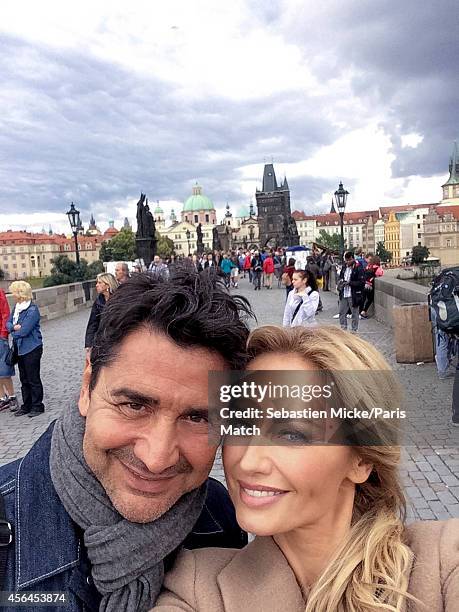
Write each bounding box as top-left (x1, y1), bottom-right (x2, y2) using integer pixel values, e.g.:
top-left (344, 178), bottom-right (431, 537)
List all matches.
top-left (120, 403), bottom-right (146, 412)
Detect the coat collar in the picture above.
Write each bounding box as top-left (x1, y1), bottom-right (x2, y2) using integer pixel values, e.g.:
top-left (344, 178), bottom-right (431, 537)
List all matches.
top-left (217, 537), bottom-right (305, 612)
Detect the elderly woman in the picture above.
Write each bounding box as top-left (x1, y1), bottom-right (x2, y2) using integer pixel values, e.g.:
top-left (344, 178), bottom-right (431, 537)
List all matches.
top-left (84, 273), bottom-right (118, 351)
top-left (0, 288), bottom-right (18, 411)
top-left (6, 281), bottom-right (44, 417)
top-left (154, 326), bottom-right (458, 611)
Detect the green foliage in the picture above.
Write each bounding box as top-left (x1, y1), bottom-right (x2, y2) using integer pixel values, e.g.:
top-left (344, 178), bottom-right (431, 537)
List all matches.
top-left (99, 228), bottom-right (136, 262)
top-left (376, 241), bottom-right (392, 263)
top-left (317, 229), bottom-right (342, 252)
top-left (411, 245), bottom-right (430, 264)
top-left (156, 233), bottom-right (175, 259)
top-left (43, 255), bottom-right (104, 287)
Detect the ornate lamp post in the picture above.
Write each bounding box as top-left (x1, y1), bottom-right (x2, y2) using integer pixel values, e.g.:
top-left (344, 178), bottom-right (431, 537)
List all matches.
top-left (66, 202), bottom-right (81, 265)
top-left (334, 182), bottom-right (349, 261)
top-left (185, 229), bottom-right (191, 256)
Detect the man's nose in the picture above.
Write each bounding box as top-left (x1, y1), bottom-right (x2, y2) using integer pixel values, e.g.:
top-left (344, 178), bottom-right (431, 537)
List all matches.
top-left (133, 420), bottom-right (180, 474)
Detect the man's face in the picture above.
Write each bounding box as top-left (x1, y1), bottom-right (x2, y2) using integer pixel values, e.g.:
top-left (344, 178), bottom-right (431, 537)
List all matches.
top-left (79, 329), bottom-right (225, 523)
top-left (153, 256), bottom-right (160, 265)
top-left (346, 256), bottom-right (354, 267)
top-left (114, 264), bottom-right (126, 281)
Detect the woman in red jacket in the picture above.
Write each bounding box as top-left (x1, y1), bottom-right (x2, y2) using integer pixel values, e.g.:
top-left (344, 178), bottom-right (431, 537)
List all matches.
top-left (263, 253), bottom-right (275, 289)
top-left (0, 289), bottom-right (18, 411)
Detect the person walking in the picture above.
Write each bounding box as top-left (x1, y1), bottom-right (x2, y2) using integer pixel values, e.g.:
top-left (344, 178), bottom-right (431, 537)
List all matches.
top-left (220, 254), bottom-right (234, 289)
top-left (281, 272), bottom-right (293, 300)
top-left (338, 251), bottom-right (365, 333)
top-left (0, 288), bottom-right (18, 411)
top-left (251, 251), bottom-right (263, 291)
top-left (283, 270), bottom-right (320, 327)
top-left (321, 251), bottom-right (333, 291)
top-left (263, 252), bottom-right (274, 289)
top-left (283, 257), bottom-right (296, 280)
top-left (85, 273), bottom-right (119, 352)
top-left (6, 281), bottom-right (44, 417)
top-left (360, 255), bottom-right (383, 318)
top-left (243, 251), bottom-right (252, 282)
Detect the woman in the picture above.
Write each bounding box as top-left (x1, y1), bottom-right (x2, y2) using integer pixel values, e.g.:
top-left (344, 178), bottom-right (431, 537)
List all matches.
top-left (154, 326), bottom-right (458, 611)
top-left (0, 288), bottom-right (18, 411)
top-left (361, 255), bottom-right (384, 318)
top-left (283, 270), bottom-right (319, 327)
top-left (6, 281), bottom-right (44, 417)
top-left (84, 273), bottom-right (118, 351)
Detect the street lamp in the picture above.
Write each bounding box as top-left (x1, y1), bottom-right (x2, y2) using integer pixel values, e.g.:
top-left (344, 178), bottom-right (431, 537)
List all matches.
top-left (185, 229), bottom-right (191, 256)
top-left (334, 181), bottom-right (349, 261)
top-left (66, 202), bottom-right (81, 265)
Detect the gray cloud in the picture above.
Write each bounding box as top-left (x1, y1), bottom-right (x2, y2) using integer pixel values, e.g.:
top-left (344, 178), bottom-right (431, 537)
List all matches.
top-left (279, 0), bottom-right (459, 179)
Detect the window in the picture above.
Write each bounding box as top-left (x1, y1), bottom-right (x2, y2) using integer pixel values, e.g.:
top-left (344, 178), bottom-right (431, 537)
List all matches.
top-left (417, 224), bottom-right (421, 229)
top-left (194, 215), bottom-right (198, 223)
top-left (205, 214), bottom-right (209, 223)
top-left (21, 263), bottom-right (26, 268)
top-left (446, 239), bottom-right (452, 247)
top-left (417, 233), bottom-right (421, 239)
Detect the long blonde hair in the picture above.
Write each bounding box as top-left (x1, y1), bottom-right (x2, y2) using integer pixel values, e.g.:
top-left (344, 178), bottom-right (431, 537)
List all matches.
top-left (247, 325), bottom-right (419, 612)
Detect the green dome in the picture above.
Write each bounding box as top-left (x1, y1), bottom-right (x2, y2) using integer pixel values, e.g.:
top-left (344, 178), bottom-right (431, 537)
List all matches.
top-left (154, 203), bottom-right (164, 214)
top-left (237, 205), bottom-right (249, 218)
top-left (183, 183), bottom-right (215, 212)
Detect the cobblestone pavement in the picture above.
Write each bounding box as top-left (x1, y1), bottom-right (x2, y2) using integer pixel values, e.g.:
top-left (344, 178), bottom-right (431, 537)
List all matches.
top-left (1, 275), bottom-right (458, 521)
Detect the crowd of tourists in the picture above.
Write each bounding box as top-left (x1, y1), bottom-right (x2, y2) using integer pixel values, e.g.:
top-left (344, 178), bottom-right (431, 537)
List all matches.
top-left (0, 263), bottom-right (456, 611)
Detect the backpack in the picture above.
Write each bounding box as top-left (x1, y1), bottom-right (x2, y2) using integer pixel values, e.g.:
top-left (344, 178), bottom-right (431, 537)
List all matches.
top-left (429, 266), bottom-right (459, 335)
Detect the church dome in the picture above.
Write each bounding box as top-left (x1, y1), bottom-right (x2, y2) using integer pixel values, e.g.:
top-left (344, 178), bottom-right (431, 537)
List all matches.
top-left (237, 205), bottom-right (249, 218)
top-left (183, 183), bottom-right (215, 212)
top-left (154, 203), bottom-right (164, 215)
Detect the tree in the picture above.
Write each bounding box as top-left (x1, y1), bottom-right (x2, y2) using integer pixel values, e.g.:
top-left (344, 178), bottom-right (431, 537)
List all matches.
top-left (156, 233), bottom-right (175, 259)
top-left (316, 229), bottom-right (342, 252)
top-left (43, 255), bottom-right (104, 287)
top-left (99, 228), bottom-right (136, 262)
top-left (376, 241), bottom-right (392, 263)
top-left (411, 245), bottom-right (430, 264)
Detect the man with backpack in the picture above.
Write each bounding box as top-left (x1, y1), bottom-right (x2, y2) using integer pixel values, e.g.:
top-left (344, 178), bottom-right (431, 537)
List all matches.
top-left (429, 266), bottom-right (459, 426)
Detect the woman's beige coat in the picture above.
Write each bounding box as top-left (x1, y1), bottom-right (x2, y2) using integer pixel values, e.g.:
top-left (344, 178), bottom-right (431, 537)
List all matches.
top-left (153, 519), bottom-right (459, 612)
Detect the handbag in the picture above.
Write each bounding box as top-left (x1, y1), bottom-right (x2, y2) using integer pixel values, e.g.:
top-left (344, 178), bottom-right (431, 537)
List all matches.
top-left (5, 342), bottom-right (18, 367)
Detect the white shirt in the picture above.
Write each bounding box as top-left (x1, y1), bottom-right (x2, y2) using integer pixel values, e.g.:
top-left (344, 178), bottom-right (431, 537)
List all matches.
top-left (343, 266), bottom-right (352, 298)
top-left (283, 288), bottom-right (320, 327)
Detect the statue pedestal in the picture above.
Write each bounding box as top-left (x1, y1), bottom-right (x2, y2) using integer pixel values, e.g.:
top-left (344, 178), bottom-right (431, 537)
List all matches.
top-left (136, 238), bottom-right (154, 268)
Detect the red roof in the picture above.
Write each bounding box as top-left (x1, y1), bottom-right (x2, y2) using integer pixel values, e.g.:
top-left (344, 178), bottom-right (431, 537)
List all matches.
top-left (378, 203), bottom-right (438, 214)
top-left (427, 206), bottom-right (459, 220)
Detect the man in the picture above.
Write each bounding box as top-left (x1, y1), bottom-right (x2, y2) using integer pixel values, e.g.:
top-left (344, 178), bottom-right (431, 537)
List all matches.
top-left (251, 251), bottom-right (263, 290)
top-left (0, 268), bottom-right (253, 610)
top-left (148, 255), bottom-right (169, 279)
top-left (262, 252), bottom-right (274, 289)
top-left (338, 251), bottom-right (365, 333)
top-left (114, 262), bottom-right (130, 284)
top-left (203, 252), bottom-right (216, 269)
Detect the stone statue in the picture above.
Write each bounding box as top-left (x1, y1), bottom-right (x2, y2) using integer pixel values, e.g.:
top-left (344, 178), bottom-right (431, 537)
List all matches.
top-left (135, 193), bottom-right (157, 267)
top-left (212, 226), bottom-right (221, 251)
top-left (136, 193), bottom-right (147, 239)
top-left (196, 223), bottom-right (204, 255)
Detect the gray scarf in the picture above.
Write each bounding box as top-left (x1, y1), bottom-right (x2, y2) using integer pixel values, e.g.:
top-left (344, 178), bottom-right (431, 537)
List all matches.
top-left (49, 404), bottom-right (206, 612)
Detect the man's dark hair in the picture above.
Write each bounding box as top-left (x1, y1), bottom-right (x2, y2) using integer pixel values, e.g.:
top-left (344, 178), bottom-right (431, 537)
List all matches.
top-left (89, 265), bottom-right (255, 390)
top-left (344, 251), bottom-right (354, 260)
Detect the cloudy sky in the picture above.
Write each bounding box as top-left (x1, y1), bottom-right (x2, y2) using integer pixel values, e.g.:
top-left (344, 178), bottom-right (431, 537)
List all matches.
top-left (0, 0), bottom-right (457, 234)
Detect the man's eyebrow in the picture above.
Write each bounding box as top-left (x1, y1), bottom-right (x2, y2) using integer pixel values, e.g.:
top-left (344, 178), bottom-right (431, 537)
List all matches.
top-left (111, 388), bottom-right (160, 406)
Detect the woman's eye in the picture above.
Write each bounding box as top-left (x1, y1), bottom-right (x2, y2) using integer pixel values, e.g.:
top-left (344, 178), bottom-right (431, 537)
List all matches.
top-left (184, 413), bottom-right (209, 424)
top-left (275, 429), bottom-right (311, 444)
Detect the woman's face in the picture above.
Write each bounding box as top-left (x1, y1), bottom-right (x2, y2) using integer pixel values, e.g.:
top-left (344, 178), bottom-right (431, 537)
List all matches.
top-left (96, 279), bottom-right (108, 294)
top-left (223, 352), bottom-right (368, 537)
top-left (13, 291), bottom-right (25, 303)
top-left (292, 273), bottom-right (306, 291)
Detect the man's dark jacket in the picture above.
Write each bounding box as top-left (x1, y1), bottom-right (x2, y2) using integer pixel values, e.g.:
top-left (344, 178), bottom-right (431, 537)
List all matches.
top-left (338, 262), bottom-right (365, 308)
top-left (0, 424), bottom-right (247, 611)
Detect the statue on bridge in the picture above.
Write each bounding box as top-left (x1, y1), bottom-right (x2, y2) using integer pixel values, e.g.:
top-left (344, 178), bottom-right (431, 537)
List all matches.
top-left (135, 193), bottom-right (157, 268)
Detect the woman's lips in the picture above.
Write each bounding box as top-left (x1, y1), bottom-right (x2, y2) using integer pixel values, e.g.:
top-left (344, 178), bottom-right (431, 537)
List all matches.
top-left (238, 480), bottom-right (289, 508)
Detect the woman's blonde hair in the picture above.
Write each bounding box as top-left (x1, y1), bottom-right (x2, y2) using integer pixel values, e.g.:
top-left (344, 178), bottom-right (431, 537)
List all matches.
top-left (97, 273), bottom-right (118, 295)
top-left (9, 280), bottom-right (33, 300)
top-left (247, 325), bottom-right (418, 612)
